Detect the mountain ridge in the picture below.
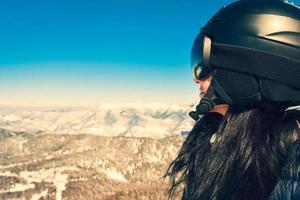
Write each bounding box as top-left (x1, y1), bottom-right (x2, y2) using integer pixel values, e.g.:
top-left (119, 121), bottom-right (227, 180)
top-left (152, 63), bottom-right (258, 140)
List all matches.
top-left (0, 104), bottom-right (195, 138)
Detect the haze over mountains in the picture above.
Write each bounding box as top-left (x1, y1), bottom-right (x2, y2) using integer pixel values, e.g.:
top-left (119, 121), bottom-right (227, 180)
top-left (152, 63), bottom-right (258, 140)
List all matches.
top-left (0, 103), bottom-right (195, 138)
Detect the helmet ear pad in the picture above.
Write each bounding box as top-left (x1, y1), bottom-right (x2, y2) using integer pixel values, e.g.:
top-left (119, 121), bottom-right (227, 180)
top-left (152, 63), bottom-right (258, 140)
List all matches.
top-left (260, 79), bottom-right (300, 106)
top-left (212, 69), bottom-right (262, 106)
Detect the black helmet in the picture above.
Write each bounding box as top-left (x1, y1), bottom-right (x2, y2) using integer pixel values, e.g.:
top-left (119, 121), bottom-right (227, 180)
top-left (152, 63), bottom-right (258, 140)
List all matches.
top-left (189, 0), bottom-right (300, 120)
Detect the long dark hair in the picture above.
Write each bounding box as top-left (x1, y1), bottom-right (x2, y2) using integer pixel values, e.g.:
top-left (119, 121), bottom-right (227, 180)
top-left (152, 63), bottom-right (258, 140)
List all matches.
top-left (165, 106), bottom-right (300, 200)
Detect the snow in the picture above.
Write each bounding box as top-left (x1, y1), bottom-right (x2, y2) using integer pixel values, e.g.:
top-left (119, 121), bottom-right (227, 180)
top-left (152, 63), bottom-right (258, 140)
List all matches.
top-left (0, 171), bottom-right (18, 177)
top-left (0, 154), bottom-right (57, 170)
top-left (53, 173), bottom-right (68, 200)
top-left (0, 167), bottom-right (78, 199)
top-left (0, 183), bottom-right (35, 193)
top-left (0, 103), bottom-right (194, 138)
top-left (18, 139), bottom-right (28, 152)
top-left (104, 168), bottom-right (128, 183)
top-left (31, 189), bottom-right (48, 200)
top-left (3, 114), bottom-right (20, 122)
top-left (126, 164), bottom-right (135, 175)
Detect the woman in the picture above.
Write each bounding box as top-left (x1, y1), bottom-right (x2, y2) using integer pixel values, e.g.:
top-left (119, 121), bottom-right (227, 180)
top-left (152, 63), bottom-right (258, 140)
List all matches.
top-left (165, 0), bottom-right (300, 199)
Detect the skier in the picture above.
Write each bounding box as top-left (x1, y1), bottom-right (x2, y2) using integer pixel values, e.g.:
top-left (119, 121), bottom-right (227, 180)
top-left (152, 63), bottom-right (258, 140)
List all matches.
top-left (165, 0), bottom-right (300, 199)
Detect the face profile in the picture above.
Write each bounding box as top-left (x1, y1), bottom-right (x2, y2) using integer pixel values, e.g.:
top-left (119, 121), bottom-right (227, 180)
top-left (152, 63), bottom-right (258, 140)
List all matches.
top-left (193, 75), bottom-right (212, 98)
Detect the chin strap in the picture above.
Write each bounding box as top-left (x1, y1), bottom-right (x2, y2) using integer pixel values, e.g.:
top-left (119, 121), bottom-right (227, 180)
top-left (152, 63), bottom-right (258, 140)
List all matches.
top-left (189, 84), bottom-right (225, 121)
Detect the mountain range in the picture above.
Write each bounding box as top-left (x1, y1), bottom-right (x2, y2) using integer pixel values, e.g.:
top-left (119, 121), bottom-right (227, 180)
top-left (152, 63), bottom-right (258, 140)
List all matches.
top-left (0, 103), bottom-right (195, 199)
top-left (0, 103), bottom-right (195, 138)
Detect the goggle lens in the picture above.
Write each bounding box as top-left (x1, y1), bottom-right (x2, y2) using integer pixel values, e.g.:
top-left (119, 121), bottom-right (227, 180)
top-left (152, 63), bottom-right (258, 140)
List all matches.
top-left (191, 32), bottom-right (213, 80)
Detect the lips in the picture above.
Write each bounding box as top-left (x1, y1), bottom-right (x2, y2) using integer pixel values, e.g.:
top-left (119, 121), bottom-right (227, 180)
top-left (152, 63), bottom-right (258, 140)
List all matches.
top-left (199, 87), bottom-right (205, 96)
top-left (200, 91), bottom-right (205, 96)
top-left (200, 88), bottom-right (205, 94)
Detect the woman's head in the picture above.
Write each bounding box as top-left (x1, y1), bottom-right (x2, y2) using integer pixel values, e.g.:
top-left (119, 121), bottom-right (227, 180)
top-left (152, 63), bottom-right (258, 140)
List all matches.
top-left (166, 1), bottom-right (300, 199)
top-left (190, 0), bottom-right (300, 119)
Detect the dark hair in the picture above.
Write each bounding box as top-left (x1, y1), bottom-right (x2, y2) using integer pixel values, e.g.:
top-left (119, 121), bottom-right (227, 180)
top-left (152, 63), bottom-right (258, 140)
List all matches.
top-left (164, 106), bottom-right (300, 200)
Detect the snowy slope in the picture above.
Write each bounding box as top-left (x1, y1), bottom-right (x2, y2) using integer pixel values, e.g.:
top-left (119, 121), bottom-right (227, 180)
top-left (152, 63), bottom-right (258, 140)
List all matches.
top-left (1, 133), bottom-right (185, 199)
top-left (0, 103), bottom-right (195, 138)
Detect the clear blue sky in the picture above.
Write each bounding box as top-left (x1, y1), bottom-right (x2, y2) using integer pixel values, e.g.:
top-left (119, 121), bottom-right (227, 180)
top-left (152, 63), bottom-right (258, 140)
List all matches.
top-left (0, 0), bottom-right (298, 106)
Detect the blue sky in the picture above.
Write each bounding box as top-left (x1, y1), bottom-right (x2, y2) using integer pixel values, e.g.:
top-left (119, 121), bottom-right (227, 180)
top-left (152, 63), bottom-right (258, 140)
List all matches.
top-left (0, 0), bottom-right (298, 106)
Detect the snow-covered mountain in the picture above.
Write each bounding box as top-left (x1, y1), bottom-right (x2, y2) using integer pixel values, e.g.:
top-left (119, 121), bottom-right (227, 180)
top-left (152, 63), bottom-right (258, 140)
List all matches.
top-left (1, 132), bottom-right (185, 199)
top-left (0, 103), bottom-right (195, 138)
top-left (0, 103), bottom-right (194, 199)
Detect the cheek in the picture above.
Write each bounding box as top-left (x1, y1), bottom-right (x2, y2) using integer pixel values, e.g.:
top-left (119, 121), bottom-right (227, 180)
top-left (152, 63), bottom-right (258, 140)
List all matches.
top-left (203, 81), bottom-right (211, 91)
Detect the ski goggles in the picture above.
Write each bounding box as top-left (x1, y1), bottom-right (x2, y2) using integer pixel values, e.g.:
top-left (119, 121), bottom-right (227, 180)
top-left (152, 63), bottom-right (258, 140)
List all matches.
top-left (191, 32), bottom-right (214, 80)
